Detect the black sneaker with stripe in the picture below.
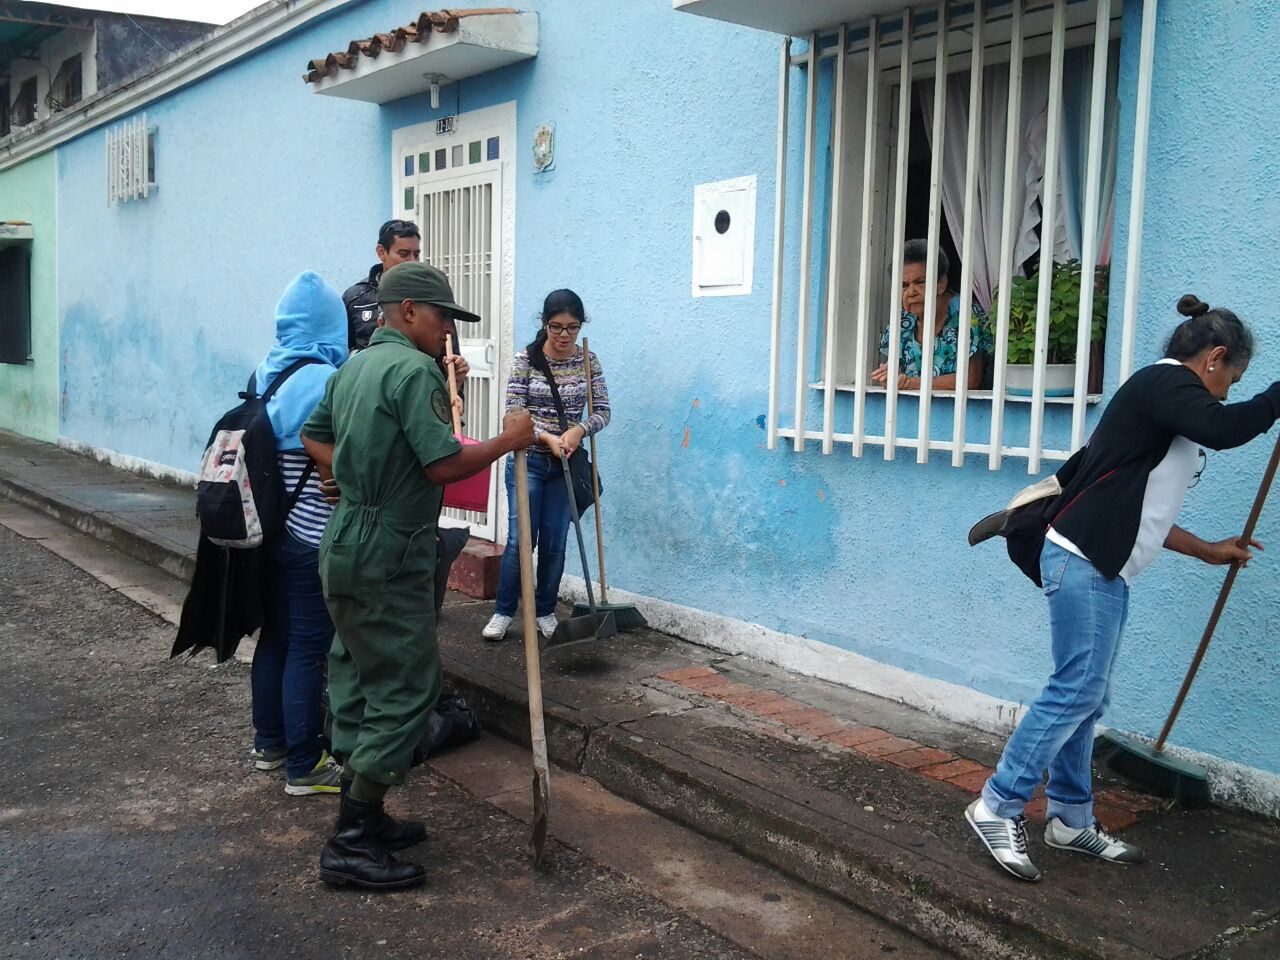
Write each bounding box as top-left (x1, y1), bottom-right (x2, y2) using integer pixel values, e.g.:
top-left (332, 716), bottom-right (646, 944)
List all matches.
top-left (1044, 817), bottom-right (1145, 863)
top-left (965, 797), bottom-right (1041, 882)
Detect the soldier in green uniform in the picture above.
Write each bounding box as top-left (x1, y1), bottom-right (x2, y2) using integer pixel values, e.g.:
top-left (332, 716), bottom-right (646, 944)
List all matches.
top-left (301, 262), bottom-right (533, 890)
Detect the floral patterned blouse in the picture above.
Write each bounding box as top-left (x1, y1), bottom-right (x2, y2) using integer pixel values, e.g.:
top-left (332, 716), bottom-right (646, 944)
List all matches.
top-left (880, 293), bottom-right (993, 379)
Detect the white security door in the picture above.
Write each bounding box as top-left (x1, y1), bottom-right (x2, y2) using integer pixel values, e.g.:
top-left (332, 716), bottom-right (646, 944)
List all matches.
top-left (415, 168), bottom-right (501, 539)
top-left (394, 104), bottom-right (515, 542)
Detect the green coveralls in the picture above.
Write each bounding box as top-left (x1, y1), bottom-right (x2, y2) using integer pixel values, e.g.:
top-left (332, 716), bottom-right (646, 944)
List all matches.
top-left (301, 325), bottom-right (461, 786)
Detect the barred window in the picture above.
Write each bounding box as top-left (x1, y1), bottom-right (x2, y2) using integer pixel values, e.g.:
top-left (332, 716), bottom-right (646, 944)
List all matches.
top-left (766, 0), bottom-right (1155, 473)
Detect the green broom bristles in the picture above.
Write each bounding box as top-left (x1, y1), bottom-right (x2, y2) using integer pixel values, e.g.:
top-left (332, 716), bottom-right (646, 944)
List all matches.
top-left (1093, 730), bottom-right (1212, 808)
top-left (571, 600), bottom-right (647, 632)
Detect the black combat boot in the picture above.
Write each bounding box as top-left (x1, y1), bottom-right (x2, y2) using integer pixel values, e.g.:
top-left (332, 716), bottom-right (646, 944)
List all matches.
top-left (373, 807), bottom-right (427, 851)
top-left (339, 780), bottom-right (426, 851)
top-left (319, 794), bottom-right (425, 890)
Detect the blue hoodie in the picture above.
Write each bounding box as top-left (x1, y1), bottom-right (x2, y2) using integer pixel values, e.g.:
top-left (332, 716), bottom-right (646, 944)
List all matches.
top-left (255, 271), bottom-right (348, 450)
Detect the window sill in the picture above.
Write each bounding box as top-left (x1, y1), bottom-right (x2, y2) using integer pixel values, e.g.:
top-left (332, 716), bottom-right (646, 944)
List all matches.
top-left (809, 381), bottom-right (1103, 405)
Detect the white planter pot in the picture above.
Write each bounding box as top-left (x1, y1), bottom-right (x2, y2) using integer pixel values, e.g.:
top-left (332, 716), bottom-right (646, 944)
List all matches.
top-left (1006, 363), bottom-right (1076, 398)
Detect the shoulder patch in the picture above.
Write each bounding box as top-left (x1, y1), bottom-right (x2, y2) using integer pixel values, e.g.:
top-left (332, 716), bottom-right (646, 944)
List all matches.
top-left (431, 388), bottom-right (452, 425)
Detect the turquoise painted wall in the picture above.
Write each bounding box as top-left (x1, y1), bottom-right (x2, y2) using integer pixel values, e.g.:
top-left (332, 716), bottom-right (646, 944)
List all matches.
top-left (48, 0), bottom-right (1280, 775)
top-left (54, 0), bottom-right (417, 467)
top-left (0, 152), bottom-right (58, 441)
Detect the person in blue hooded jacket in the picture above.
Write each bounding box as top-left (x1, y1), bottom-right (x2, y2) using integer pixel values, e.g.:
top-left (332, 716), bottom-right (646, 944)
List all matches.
top-left (247, 271), bottom-right (349, 796)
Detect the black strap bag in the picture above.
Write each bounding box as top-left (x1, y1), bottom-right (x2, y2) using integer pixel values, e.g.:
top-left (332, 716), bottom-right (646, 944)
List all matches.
top-left (539, 362), bottom-right (601, 516)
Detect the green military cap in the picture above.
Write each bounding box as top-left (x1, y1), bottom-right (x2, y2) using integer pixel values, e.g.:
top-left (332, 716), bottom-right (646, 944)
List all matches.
top-left (377, 261), bottom-right (480, 323)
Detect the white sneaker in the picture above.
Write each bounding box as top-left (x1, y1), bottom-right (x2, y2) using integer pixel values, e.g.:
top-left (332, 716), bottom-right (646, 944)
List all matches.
top-left (482, 614), bottom-right (512, 641)
top-left (536, 614), bottom-right (559, 639)
top-left (1044, 817), bottom-right (1145, 864)
top-left (965, 797), bottom-right (1041, 882)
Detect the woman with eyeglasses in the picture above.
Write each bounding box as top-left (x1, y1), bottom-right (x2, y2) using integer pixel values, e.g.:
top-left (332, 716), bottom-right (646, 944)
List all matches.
top-left (483, 289), bottom-right (611, 642)
top-left (967, 294), bottom-right (1280, 883)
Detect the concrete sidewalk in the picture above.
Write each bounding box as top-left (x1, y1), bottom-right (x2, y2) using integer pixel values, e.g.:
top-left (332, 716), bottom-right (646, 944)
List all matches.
top-left (2, 429), bottom-right (1278, 960)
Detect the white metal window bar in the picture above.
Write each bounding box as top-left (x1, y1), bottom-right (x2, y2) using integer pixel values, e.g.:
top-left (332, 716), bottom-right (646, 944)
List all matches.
top-left (766, 0), bottom-right (1157, 472)
top-left (106, 113), bottom-right (154, 206)
top-left (418, 170), bottom-right (502, 539)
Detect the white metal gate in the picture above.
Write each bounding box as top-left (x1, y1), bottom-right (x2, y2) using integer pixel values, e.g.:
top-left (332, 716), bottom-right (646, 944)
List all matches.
top-left (413, 166), bottom-right (502, 539)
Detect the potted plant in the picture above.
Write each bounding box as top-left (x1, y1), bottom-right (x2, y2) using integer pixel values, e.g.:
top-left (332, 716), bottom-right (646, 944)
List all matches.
top-left (994, 260), bottom-right (1108, 397)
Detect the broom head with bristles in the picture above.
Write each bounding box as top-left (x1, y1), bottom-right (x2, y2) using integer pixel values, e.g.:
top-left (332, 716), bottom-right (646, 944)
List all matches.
top-left (1094, 729), bottom-right (1212, 808)
top-left (571, 601), bottom-right (647, 632)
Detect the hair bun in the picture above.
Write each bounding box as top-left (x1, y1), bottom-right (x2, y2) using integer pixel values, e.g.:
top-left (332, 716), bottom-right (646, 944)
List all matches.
top-left (1177, 294), bottom-right (1210, 318)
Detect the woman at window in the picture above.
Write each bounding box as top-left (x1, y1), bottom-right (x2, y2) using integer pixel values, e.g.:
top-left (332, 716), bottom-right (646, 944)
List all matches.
top-left (482, 289), bottom-right (611, 642)
top-left (872, 239), bottom-right (992, 390)
top-left (967, 295), bottom-right (1280, 882)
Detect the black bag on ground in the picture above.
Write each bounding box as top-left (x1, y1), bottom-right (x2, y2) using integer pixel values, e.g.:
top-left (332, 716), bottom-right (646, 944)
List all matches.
top-left (321, 691), bottom-right (483, 765)
top-left (194, 358), bottom-right (320, 548)
top-left (538, 362), bottom-right (601, 515)
top-left (412, 694), bottom-right (483, 766)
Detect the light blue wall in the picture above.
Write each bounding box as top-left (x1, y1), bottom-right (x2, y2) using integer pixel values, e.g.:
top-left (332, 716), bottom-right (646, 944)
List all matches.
top-left (51, 0), bottom-right (1280, 774)
top-left (1102, 0), bottom-right (1280, 770)
top-left (55, 0), bottom-right (427, 467)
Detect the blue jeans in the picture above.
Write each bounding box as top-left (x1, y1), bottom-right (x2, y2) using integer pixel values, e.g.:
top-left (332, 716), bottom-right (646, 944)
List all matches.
top-left (252, 529), bottom-right (336, 778)
top-left (494, 452), bottom-right (572, 618)
top-left (982, 539), bottom-right (1130, 829)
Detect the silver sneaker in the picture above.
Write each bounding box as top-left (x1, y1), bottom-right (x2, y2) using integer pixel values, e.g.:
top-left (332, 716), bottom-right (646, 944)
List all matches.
top-left (482, 613), bottom-right (512, 641)
top-left (1044, 817), bottom-right (1145, 864)
top-left (965, 798), bottom-right (1041, 882)
top-left (536, 614), bottom-right (558, 639)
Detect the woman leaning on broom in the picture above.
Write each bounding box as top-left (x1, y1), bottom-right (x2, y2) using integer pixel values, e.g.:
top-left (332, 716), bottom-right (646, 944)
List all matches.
top-left (967, 295), bottom-right (1280, 882)
top-left (481, 289), bottom-right (610, 643)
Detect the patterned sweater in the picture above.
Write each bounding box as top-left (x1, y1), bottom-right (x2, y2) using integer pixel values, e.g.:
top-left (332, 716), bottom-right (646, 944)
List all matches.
top-left (505, 349), bottom-right (610, 441)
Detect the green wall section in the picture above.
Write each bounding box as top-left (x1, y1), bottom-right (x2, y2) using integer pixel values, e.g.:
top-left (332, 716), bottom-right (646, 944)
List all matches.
top-left (0, 152), bottom-right (57, 442)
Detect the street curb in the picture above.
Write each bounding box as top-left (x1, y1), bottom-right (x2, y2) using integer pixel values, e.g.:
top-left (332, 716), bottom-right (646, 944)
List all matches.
top-left (443, 653), bottom-right (1115, 960)
top-left (0, 475), bottom-right (1123, 960)
top-left (0, 472), bottom-right (197, 582)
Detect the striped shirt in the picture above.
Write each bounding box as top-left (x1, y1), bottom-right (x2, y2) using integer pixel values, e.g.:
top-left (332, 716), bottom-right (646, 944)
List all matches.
top-left (505, 349), bottom-right (610, 441)
top-left (279, 451), bottom-right (332, 547)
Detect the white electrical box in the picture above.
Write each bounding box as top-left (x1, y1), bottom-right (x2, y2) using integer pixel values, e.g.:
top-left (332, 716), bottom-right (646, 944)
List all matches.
top-left (692, 175), bottom-right (756, 297)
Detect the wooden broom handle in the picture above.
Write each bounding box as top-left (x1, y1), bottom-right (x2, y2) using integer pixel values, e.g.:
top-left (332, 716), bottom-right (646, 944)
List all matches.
top-left (515, 444), bottom-right (551, 852)
top-left (1156, 430), bottom-right (1280, 750)
top-left (583, 338), bottom-right (608, 604)
top-left (444, 334), bottom-right (463, 435)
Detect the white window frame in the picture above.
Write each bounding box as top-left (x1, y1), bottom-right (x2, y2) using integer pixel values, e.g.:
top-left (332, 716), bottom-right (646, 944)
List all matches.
top-left (767, 0), bottom-right (1159, 473)
top-left (106, 113), bottom-right (155, 205)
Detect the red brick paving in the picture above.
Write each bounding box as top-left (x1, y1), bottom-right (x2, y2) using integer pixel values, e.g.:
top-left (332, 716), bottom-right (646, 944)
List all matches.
top-left (721, 690), bottom-right (783, 709)
top-left (918, 758), bottom-right (986, 782)
top-left (794, 716), bottom-right (846, 738)
top-left (707, 682), bottom-right (756, 701)
top-left (750, 696), bottom-right (806, 717)
top-left (886, 747), bottom-right (955, 770)
top-left (1096, 788), bottom-right (1166, 815)
top-left (657, 666), bottom-right (718, 683)
top-left (659, 664), bottom-right (1157, 830)
top-left (684, 673), bottom-right (735, 692)
top-left (772, 707), bottom-right (830, 727)
top-left (823, 725), bottom-right (892, 748)
top-left (857, 736), bottom-right (920, 759)
top-left (945, 769), bottom-right (995, 794)
top-left (1095, 802), bottom-right (1139, 832)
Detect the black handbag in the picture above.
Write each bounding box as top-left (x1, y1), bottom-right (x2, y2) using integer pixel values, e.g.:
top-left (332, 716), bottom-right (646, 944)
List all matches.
top-left (539, 361), bottom-right (601, 515)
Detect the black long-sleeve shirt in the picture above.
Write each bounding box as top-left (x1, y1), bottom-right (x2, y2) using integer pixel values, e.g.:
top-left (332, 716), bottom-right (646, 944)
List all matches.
top-left (1043, 361), bottom-right (1280, 580)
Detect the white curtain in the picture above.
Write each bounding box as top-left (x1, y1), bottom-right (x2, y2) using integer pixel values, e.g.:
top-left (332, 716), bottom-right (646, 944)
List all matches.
top-left (920, 44), bottom-right (1119, 308)
top-left (1055, 44), bottom-right (1120, 265)
top-left (919, 57), bottom-right (1049, 310)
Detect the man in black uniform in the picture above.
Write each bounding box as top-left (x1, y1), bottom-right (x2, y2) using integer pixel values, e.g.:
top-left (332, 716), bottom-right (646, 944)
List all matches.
top-left (343, 219), bottom-right (472, 615)
top-left (343, 219), bottom-right (423, 351)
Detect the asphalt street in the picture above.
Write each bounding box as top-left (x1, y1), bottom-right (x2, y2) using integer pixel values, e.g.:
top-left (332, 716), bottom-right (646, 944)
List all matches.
top-left (0, 520), bottom-right (947, 960)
